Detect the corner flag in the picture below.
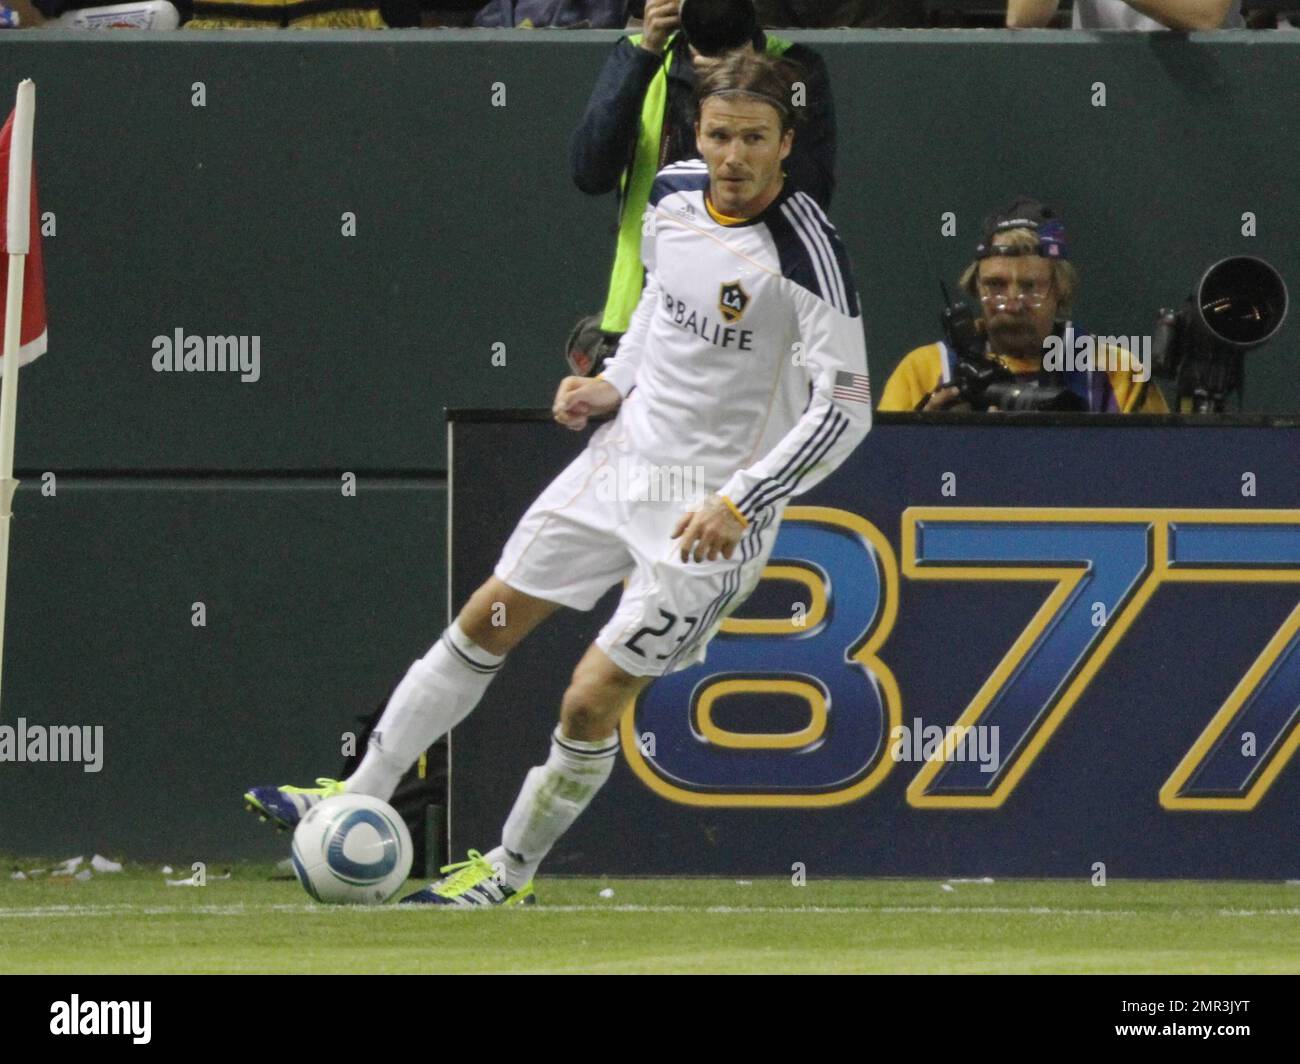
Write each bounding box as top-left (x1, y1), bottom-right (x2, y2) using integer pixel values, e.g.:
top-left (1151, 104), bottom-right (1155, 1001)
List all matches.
top-left (0, 86), bottom-right (46, 367)
top-left (0, 78), bottom-right (40, 715)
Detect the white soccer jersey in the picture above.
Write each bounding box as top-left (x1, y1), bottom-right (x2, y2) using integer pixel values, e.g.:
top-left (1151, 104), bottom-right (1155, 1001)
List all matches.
top-left (598, 159), bottom-right (872, 525)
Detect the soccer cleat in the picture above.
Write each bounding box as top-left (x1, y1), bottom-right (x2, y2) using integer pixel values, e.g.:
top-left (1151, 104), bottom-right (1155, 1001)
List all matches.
top-left (399, 849), bottom-right (536, 908)
top-left (243, 777), bottom-right (345, 831)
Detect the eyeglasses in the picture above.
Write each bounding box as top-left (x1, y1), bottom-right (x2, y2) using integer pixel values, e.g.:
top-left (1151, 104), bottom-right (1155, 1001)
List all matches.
top-left (977, 282), bottom-right (1053, 310)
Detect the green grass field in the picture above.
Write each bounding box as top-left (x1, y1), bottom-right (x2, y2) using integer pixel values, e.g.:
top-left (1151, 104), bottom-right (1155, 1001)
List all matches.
top-left (3, 860), bottom-right (1299, 974)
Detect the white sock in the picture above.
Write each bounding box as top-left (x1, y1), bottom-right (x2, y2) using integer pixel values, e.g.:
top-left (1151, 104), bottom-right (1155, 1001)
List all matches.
top-left (489, 727), bottom-right (620, 889)
top-left (345, 621), bottom-right (505, 801)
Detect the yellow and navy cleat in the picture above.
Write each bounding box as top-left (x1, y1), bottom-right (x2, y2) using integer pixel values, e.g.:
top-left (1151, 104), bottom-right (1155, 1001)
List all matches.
top-left (399, 849), bottom-right (536, 908)
top-left (243, 777), bottom-right (344, 831)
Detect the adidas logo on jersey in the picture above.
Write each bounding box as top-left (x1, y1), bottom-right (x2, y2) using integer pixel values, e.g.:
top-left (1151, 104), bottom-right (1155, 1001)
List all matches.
top-left (677, 203), bottom-right (695, 218)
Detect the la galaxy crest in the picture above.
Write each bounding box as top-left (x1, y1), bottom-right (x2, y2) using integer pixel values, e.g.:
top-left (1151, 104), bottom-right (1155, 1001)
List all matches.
top-left (718, 280), bottom-right (750, 324)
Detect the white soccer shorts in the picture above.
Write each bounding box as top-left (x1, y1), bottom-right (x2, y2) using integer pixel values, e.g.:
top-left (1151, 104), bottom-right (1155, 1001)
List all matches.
top-left (493, 427), bottom-right (782, 677)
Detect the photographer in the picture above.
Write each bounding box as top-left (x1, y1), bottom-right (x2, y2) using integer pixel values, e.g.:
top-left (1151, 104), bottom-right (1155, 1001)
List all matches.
top-left (570, 0), bottom-right (836, 354)
top-left (879, 199), bottom-right (1168, 414)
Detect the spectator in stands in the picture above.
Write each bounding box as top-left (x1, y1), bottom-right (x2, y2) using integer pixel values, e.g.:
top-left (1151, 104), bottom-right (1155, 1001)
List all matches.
top-left (1007, 0), bottom-right (1244, 29)
top-left (879, 198), bottom-right (1168, 413)
top-left (1246, 7), bottom-right (1300, 28)
top-left (751, 0), bottom-right (920, 25)
top-left (185, 0), bottom-right (387, 27)
top-left (570, 0), bottom-right (836, 345)
top-left (3, 0), bottom-right (42, 22)
top-left (473, 0), bottom-right (629, 26)
top-left (422, 0), bottom-right (480, 26)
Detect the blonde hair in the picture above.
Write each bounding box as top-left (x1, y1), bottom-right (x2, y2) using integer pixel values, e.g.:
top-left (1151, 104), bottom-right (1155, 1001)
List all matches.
top-left (959, 227), bottom-right (1078, 318)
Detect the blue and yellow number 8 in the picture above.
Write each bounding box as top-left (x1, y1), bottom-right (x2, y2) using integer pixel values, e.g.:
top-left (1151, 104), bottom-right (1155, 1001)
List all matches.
top-left (621, 507), bottom-right (902, 807)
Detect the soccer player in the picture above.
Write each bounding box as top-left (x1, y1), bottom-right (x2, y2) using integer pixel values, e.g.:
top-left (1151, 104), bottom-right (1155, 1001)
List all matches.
top-left (245, 50), bottom-right (872, 907)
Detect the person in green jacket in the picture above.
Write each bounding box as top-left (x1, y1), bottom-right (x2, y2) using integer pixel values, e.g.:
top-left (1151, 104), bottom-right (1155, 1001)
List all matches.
top-left (568, 0), bottom-right (837, 368)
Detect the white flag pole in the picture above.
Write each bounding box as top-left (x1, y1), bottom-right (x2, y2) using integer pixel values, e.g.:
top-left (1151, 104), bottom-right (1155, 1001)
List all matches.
top-left (0, 79), bottom-right (35, 715)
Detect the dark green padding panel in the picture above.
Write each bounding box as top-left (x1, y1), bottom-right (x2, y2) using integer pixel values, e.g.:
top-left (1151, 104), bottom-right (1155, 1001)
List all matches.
top-left (0, 30), bottom-right (1291, 474)
top-left (0, 479), bottom-right (443, 860)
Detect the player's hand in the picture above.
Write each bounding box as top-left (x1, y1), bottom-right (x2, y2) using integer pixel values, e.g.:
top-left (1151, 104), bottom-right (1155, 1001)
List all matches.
top-left (553, 376), bottom-right (622, 432)
top-left (639, 0), bottom-right (680, 55)
top-left (671, 494), bottom-right (745, 563)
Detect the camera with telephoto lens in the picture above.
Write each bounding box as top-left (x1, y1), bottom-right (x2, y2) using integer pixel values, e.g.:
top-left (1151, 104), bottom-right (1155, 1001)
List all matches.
top-left (1151, 256), bottom-right (1288, 413)
top-left (938, 282), bottom-right (1085, 412)
top-left (565, 314), bottom-right (621, 378)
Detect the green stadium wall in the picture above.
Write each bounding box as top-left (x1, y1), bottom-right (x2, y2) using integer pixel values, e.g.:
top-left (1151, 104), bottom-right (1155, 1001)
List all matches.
top-left (0, 30), bottom-right (1295, 861)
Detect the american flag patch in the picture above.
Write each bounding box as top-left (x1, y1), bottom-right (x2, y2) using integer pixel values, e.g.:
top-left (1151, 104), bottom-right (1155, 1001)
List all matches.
top-left (833, 371), bottom-right (872, 405)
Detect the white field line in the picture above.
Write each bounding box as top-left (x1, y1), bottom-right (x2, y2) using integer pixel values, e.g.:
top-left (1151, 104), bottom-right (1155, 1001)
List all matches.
top-left (6, 903), bottom-right (1300, 918)
top-left (0, 903), bottom-right (1150, 918)
top-left (522, 905), bottom-right (1145, 916)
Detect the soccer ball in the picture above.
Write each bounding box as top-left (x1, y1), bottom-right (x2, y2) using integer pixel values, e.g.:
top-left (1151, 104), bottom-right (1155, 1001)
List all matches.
top-left (291, 793), bottom-right (413, 904)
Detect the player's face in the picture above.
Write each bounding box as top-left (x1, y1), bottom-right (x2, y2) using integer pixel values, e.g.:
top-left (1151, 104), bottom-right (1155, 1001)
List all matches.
top-left (975, 254), bottom-right (1060, 360)
top-left (695, 96), bottom-right (793, 219)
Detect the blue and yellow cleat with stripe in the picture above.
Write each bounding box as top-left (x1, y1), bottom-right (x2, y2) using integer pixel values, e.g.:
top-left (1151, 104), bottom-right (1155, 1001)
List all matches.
top-left (243, 777), bottom-right (344, 831)
top-left (399, 849), bottom-right (536, 908)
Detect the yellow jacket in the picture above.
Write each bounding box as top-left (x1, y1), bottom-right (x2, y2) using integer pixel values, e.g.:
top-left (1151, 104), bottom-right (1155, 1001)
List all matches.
top-left (879, 340), bottom-right (1168, 414)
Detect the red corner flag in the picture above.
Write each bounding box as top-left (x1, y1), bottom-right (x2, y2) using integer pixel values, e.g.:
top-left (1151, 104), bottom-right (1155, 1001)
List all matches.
top-left (0, 103), bottom-right (45, 367)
